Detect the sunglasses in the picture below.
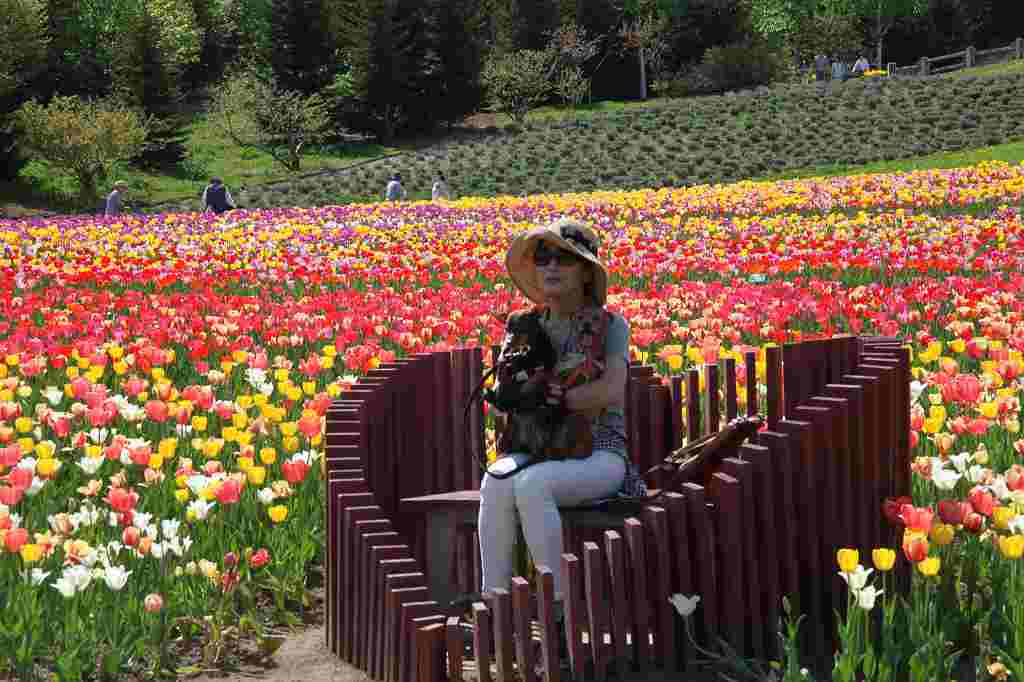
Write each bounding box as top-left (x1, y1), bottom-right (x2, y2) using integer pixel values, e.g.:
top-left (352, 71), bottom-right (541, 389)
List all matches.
top-left (533, 245), bottom-right (582, 267)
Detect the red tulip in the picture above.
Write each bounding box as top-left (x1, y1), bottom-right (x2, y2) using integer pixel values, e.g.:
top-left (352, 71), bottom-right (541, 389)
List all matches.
top-left (7, 468), bottom-right (33, 490)
top-left (937, 499), bottom-right (968, 525)
top-left (898, 504), bottom-right (934, 534)
top-left (216, 479), bottom-right (242, 505)
top-left (0, 486), bottom-right (23, 506)
top-left (4, 527), bottom-right (28, 553)
top-left (969, 486), bottom-right (995, 517)
top-left (282, 460), bottom-right (311, 484)
top-left (122, 526), bottom-right (141, 547)
top-left (249, 548), bottom-right (271, 569)
top-left (106, 487), bottom-right (139, 513)
top-left (963, 512), bottom-right (985, 534)
top-left (902, 535), bottom-right (929, 563)
top-left (883, 496), bottom-right (913, 525)
top-left (145, 400), bottom-right (169, 423)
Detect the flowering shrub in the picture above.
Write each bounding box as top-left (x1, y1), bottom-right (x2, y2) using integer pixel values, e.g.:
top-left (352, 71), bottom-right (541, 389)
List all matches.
top-left (1, 161), bottom-right (1024, 675)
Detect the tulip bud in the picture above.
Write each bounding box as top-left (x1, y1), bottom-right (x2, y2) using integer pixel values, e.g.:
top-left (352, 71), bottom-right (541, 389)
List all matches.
top-left (917, 556), bottom-right (941, 577)
top-left (871, 548), bottom-right (896, 572)
top-left (144, 593), bottom-right (164, 613)
top-left (963, 512), bottom-right (986, 534)
top-left (930, 523), bottom-right (955, 547)
top-left (836, 548), bottom-right (859, 574)
top-left (224, 551), bottom-right (238, 569)
top-left (122, 526), bottom-right (140, 547)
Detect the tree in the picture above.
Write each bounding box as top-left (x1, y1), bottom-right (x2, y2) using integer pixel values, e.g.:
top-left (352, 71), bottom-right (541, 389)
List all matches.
top-left (208, 68), bottom-right (333, 172)
top-left (749, 0), bottom-right (927, 66)
top-left (511, 0), bottom-right (560, 50)
top-left (0, 0), bottom-right (49, 101)
top-left (481, 48), bottom-right (556, 124)
top-left (425, 0), bottom-right (485, 129)
top-left (270, 0), bottom-right (337, 94)
top-left (618, 13), bottom-right (670, 100)
top-left (13, 95), bottom-right (149, 205)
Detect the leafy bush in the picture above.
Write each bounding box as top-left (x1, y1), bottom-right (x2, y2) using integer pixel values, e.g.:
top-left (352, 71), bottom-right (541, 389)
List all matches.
top-left (481, 49), bottom-right (556, 124)
top-left (13, 96), bottom-right (150, 206)
top-left (698, 42), bottom-right (787, 94)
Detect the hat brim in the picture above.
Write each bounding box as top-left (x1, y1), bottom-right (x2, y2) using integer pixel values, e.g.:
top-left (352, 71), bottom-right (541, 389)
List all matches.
top-left (506, 226), bottom-right (608, 306)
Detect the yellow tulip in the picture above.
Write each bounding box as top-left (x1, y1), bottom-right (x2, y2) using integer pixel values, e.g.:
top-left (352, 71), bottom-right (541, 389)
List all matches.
top-left (917, 556), bottom-right (940, 577)
top-left (191, 415), bottom-right (208, 432)
top-left (237, 395), bottom-right (254, 410)
top-left (994, 507), bottom-right (1016, 531)
top-left (837, 548), bottom-right (859, 573)
top-left (930, 523), bottom-right (955, 546)
top-left (14, 417), bottom-right (33, 434)
top-left (283, 435), bottom-right (300, 453)
top-left (247, 466), bottom-right (267, 486)
top-left (268, 505), bottom-right (289, 523)
top-left (148, 453), bottom-right (164, 469)
top-left (253, 394), bottom-right (268, 407)
top-left (222, 426), bottom-right (239, 442)
top-left (19, 544), bottom-right (44, 563)
top-left (34, 441), bottom-right (55, 458)
top-left (949, 339), bottom-right (966, 354)
top-left (872, 548), bottom-right (896, 571)
top-left (175, 489), bottom-right (190, 503)
top-left (260, 448), bottom-right (278, 465)
top-left (302, 381), bottom-right (317, 396)
top-left (232, 350), bottom-right (248, 363)
top-left (999, 534), bottom-right (1024, 560)
top-left (980, 402), bottom-right (999, 419)
top-left (928, 405), bottom-right (946, 422)
top-left (232, 412), bottom-right (248, 429)
top-left (36, 458), bottom-right (59, 478)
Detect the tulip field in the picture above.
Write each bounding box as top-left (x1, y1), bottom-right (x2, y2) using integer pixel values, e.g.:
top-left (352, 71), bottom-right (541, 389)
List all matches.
top-left (2, 160), bottom-right (1024, 679)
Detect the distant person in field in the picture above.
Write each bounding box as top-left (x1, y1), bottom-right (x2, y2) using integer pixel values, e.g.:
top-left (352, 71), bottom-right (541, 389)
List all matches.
top-left (852, 55), bottom-right (870, 76)
top-left (431, 171), bottom-right (450, 201)
top-left (202, 177), bottom-right (237, 214)
top-left (105, 180), bottom-right (129, 216)
top-left (814, 53), bottom-right (830, 82)
top-left (385, 173), bottom-right (407, 202)
top-left (832, 56), bottom-right (848, 82)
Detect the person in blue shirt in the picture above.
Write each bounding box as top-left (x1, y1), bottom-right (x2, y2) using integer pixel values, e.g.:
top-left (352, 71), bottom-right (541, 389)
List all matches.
top-left (201, 177), bottom-right (237, 214)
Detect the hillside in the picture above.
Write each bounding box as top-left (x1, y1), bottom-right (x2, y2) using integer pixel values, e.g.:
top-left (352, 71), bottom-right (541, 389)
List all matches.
top-left (174, 69), bottom-right (1021, 213)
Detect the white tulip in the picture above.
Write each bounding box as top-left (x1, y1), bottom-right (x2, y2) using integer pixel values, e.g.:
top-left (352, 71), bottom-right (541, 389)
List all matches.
top-left (856, 585), bottom-right (883, 611)
top-left (839, 564), bottom-right (873, 591)
top-left (77, 456), bottom-right (104, 475)
top-left (668, 593), bottom-right (701, 618)
top-left (103, 565), bottom-right (131, 591)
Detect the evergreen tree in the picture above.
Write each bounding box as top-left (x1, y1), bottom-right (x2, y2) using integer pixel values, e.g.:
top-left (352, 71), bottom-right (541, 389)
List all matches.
top-left (270, 0), bottom-right (337, 94)
top-left (511, 0), bottom-right (559, 50)
top-left (425, 0), bottom-right (484, 129)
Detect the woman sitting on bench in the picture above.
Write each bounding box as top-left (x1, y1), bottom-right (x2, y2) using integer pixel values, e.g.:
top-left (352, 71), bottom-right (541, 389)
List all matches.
top-left (479, 218), bottom-right (632, 607)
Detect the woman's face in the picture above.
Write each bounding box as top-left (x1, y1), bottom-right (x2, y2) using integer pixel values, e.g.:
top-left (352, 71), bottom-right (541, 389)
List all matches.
top-left (533, 240), bottom-right (591, 302)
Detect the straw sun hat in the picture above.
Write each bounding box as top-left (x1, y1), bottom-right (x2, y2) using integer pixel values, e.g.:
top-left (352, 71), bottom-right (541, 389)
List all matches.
top-left (506, 218), bottom-right (608, 306)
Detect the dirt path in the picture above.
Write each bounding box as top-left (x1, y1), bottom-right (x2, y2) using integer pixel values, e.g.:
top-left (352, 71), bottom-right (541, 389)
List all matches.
top-left (191, 624), bottom-right (371, 682)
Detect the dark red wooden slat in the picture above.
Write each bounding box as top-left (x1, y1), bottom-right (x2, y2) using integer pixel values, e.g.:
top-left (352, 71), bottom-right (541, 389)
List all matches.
top-left (722, 357), bottom-right (738, 421)
top-left (623, 518), bottom-right (651, 670)
top-left (604, 530), bottom-right (630, 675)
top-left (536, 566), bottom-right (560, 682)
top-left (774, 419), bottom-right (825, 663)
top-left (403, 610), bottom-right (444, 682)
top-left (492, 588), bottom-right (515, 682)
top-left (738, 444), bottom-right (781, 658)
top-left (824, 384), bottom-right (869, 554)
top-left (583, 542), bottom-right (609, 682)
top-left (745, 351), bottom-right (758, 417)
top-left (561, 553), bottom-right (586, 679)
top-left (333, 492), bottom-right (375, 655)
top-left (709, 472), bottom-right (745, 655)
top-left (755, 432), bottom-right (800, 619)
top-left (385, 587), bottom-right (429, 682)
top-left (720, 459), bottom-right (763, 660)
top-left (446, 616), bottom-right (464, 682)
top-left (384, 574), bottom-right (426, 682)
top-left (766, 346), bottom-right (782, 428)
top-left (670, 376), bottom-right (685, 449)
top-left (704, 363), bottom-right (720, 435)
top-left (416, 622), bottom-right (445, 682)
top-left (358, 530), bottom-right (400, 669)
top-left (473, 601), bottom-right (493, 682)
top-left (681, 483), bottom-right (718, 646)
top-left (368, 546), bottom-right (413, 678)
top-left (660, 492), bottom-right (693, 668)
top-left (643, 506), bottom-right (678, 671)
top-left (511, 577), bottom-right (537, 682)
top-left (686, 369), bottom-right (700, 443)
top-left (373, 557), bottom-right (418, 678)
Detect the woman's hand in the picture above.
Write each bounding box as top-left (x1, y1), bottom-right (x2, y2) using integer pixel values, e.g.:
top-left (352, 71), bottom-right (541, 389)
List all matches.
top-left (544, 382), bottom-right (567, 409)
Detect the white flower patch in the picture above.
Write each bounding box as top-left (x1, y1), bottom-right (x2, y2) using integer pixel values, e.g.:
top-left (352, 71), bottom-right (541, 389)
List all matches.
top-left (77, 456), bottom-right (104, 475)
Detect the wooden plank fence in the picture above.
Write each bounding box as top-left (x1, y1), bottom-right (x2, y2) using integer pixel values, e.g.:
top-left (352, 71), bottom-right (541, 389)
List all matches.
top-left (888, 37), bottom-right (1024, 77)
top-left (325, 335), bottom-right (911, 680)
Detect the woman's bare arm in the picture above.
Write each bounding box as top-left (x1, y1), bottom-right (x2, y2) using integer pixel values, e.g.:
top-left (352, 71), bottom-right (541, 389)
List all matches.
top-left (561, 355), bottom-right (627, 411)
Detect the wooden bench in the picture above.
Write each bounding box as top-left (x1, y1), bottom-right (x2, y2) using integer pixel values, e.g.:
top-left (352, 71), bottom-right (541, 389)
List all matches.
top-left (399, 489), bottom-right (665, 609)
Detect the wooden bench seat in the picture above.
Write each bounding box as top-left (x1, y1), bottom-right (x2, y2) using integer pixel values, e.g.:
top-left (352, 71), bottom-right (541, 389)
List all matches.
top-left (399, 489), bottom-right (661, 609)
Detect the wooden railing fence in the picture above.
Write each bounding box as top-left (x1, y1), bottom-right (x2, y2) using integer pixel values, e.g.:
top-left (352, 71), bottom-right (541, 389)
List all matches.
top-left (888, 37), bottom-right (1024, 77)
top-left (325, 335), bottom-right (911, 681)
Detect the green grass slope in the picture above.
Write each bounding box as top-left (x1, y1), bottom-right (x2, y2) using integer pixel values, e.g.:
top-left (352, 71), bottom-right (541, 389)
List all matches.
top-left (210, 68), bottom-right (1024, 211)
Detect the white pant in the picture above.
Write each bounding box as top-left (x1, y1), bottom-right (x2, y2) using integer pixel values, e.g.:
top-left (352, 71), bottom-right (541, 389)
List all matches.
top-left (479, 450), bottom-right (626, 599)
